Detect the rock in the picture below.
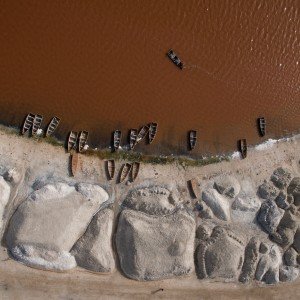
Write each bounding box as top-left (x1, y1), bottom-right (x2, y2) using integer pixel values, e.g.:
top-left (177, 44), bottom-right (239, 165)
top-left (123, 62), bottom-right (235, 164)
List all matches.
top-left (271, 168), bottom-right (292, 189)
top-left (263, 269), bottom-right (279, 284)
top-left (239, 237), bottom-right (260, 283)
top-left (279, 266), bottom-right (299, 282)
top-left (284, 247), bottom-right (298, 266)
top-left (196, 227), bottom-right (244, 279)
top-left (258, 182), bottom-right (278, 200)
top-left (293, 228), bottom-right (300, 252)
top-left (0, 176), bottom-right (11, 232)
top-left (197, 202), bottom-right (214, 219)
top-left (116, 209), bottom-right (195, 281)
top-left (287, 178), bottom-right (300, 206)
top-left (275, 192), bottom-right (292, 210)
top-left (71, 209), bottom-right (115, 273)
top-left (257, 200), bottom-right (284, 234)
top-left (196, 225), bottom-right (210, 240)
top-left (202, 189), bottom-right (231, 221)
top-left (76, 183), bottom-right (109, 204)
top-left (213, 176), bottom-right (240, 198)
top-left (3, 168), bottom-right (22, 184)
top-left (232, 196), bottom-right (261, 212)
top-left (6, 182), bottom-right (108, 270)
top-left (259, 242), bottom-right (269, 254)
top-left (122, 186), bottom-right (180, 216)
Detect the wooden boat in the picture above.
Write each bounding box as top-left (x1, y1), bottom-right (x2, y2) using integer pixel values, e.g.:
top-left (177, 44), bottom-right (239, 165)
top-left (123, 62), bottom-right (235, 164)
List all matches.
top-left (188, 178), bottom-right (201, 199)
top-left (167, 49), bottom-right (183, 70)
top-left (119, 163), bottom-right (132, 183)
top-left (32, 114), bottom-right (43, 135)
top-left (71, 153), bottom-right (79, 176)
top-left (106, 160), bottom-right (115, 180)
top-left (78, 131), bottom-right (89, 153)
top-left (258, 117), bottom-right (266, 136)
top-left (136, 125), bottom-right (149, 143)
top-left (22, 113), bottom-right (35, 134)
top-left (129, 129), bottom-right (138, 150)
top-left (239, 139), bottom-right (247, 159)
top-left (46, 116), bottom-right (60, 137)
top-left (148, 122), bottom-right (158, 144)
top-left (67, 131), bottom-right (78, 152)
top-left (189, 130), bottom-right (197, 150)
top-left (113, 130), bottom-right (122, 151)
top-left (131, 162), bottom-right (140, 182)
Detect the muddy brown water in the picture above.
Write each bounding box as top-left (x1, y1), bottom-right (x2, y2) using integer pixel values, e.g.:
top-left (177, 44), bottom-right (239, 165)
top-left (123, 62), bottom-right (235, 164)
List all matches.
top-left (0, 1), bottom-right (299, 156)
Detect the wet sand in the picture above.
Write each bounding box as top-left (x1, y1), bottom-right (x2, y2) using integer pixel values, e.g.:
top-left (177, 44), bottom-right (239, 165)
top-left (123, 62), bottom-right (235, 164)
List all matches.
top-left (0, 1), bottom-right (299, 155)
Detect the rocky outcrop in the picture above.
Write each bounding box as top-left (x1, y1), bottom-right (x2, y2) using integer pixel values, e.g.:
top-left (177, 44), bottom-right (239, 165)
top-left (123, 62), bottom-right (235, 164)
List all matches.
top-left (287, 178), bottom-right (300, 206)
top-left (283, 247), bottom-right (299, 266)
top-left (279, 266), bottom-right (299, 282)
top-left (72, 208), bottom-right (115, 273)
top-left (271, 168), bottom-right (292, 189)
top-left (258, 182), bottom-right (278, 200)
top-left (116, 209), bottom-right (195, 281)
top-left (213, 176), bottom-right (240, 198)
top-left (0, 176), bottom-right (11, 232)
top-left (6, 182), bottom-right (108, 270)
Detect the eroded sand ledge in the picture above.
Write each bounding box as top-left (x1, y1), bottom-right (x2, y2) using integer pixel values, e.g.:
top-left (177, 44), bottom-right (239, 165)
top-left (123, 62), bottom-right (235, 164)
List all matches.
top-left (0, 128), bottom-right (299, 299)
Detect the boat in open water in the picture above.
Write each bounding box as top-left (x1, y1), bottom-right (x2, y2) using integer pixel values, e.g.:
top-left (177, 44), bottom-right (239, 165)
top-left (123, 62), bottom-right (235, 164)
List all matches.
top-left (148, 122), bottom-right (158, 144)
top-left (131, 162), bottom-right (140, 182)
top-left (119, 163), bottom-right (132, 183)
top-left (167, 49), bottom-right (183, 70)
top-left (78, 131), bottom-right (89, 153)
top-left (239, 139), bottom-right (247, 159)
top-left (46, 116), bottom-right (60, 137)
top-left (136, 125), bottom-right (149, 144)
top-left (189, 130), bottom-right (197, 150)
top-left (188, 178), bottom-right (200, 199)
top-left (67, 131), bottom-right (78, 152)
top-left (258, 117), bottom-right (266, 136)
top-left (129, 129), bottom-right (138, 150)
top-left (22, 113), bottom-right (35, 135)
top-left (32, 114), bottom-right (43, 135)
top-left (113, 130), bottom-right (121, 151)
top-left (106, 160), bottom-right (115, 180)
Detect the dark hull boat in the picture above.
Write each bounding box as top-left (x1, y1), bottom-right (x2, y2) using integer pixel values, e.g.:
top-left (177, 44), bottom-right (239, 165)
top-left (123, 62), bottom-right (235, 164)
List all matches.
top-left (167, 49), bottom-right (183, 70)
top-left (129, 129), bottom-right (138, 150)
top-left (258, 117), bottom-right (266, 136)
top-left (188, 178), bottom-right (200, 199)
top-left (131, 162), bottom-right (140, 182)
top-left (119, 163), bottom-right (132, 183)
top-left (71, 153), bottom-right (79, 176)
top-left (46, 116), bottom-right (60, 137)
top-left (189, 130), bottom-right (197, 150)
top-left (106, 159), bottom-right (115, 180)
top-left (136, 125), bottom-right (149, 144)
top-left (148, 122), bottom-right (158, 144)
top-left (239, 139), bottom-right (247, 159)
top-left (32, 114), bottom-right (43, 135)
top-left (22, 113), bottom-right (35, 135)
top-left (113, 130), bottom-right (122, 151)
top-left (67, 131), bottom-right (78, 152)
top-left (78, 131), bottom-right (89, 153)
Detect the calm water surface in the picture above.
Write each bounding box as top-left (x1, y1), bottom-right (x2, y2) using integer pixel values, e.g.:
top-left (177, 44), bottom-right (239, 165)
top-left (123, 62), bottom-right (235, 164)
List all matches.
top-left (0, 0), bottom-right (299, 156)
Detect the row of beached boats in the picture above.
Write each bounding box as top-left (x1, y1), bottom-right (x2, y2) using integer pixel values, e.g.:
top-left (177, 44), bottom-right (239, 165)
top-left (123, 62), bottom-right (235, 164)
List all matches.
top-left (67, 131), bottom-right (89, 153)
top-left (106, 160), bottom-right (140, 183)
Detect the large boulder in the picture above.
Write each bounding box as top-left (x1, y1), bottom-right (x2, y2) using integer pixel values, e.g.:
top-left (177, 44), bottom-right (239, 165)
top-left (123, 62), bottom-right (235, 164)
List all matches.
top-left (6, 182), bottom-right (108, 270)
top-left (116, 209), bottom-right (195, 281)
top-left (287, 178), bottom-right (300, 206)
top-left (0, 176), bottom-right (11, 232)
top-left (202, 189), bottom-right (231, 221)
top-left (293, 228), bottom-right (300, 252)
top-left (279, 266), bottom-right (299, 282)
top-left (213, 176), bottom-right (240, 198)
top-left (258, 182), bottom-right (278, 200)
top-left (71, 208), bottom-right (115, 273)
top-left (270, 168), bottom-right (292, 189)
top-left (284, 247), bottom-right (299, 266)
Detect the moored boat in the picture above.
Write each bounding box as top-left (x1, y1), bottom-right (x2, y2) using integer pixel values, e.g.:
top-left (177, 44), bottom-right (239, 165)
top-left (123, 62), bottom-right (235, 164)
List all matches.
top-left (148, 122), bottom-right (158, 144)
top-left (67, 131), bottom-right (78, 152)
top-left (119, 163), bottom-right (132, 183)
top-left (258, 117), bottom-right (266, 136)
top-left (71, 153), bottom-right (79, 176)
top-left (106, 159), bottom-right (115, 180)
top-left (189, 130), bottom-right (197, 150)
top-left (22, 113), bottom-right (35, 135)
top-left (188, 178), bottom-right (200, 199)
top-left (167, 49), bottom-right (184, 70)
top-left (136, 125), bottom-right (149, 143)
top-left (78, 131), bottom-right (89, 153)
top-left (113, 130), bottom-right (122, 151)
top-left (129, 129), bottom-right (138, 150)
top-left (46, 116), bottom-right (60, 137)
top-left (239, 139), bottom-right (247, 159)
top-left (131, 162), bottom-right (140, 182)
top-left (32, 114), bottom-right (43, 135)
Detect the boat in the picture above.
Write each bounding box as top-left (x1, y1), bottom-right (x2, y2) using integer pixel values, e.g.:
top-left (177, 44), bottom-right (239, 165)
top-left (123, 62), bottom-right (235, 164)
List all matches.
top-left (71, 153), bottom-right (79, 176)
top-left (239, 139), bottom-right (247, 159)
top-left (167, 49), bottom-right (184, 70)
top-left (119, 163), bottom-right (132, 183)
top-left (32, 114), bottom-right (43, 135)
top-left (148, 122), bottom-right (158, 144)
top-left (113, 130), bottom-right (122, 151)
top-left (129, 129), bottom-right (138, 150)
top-left (67, 131), bottom-right (78, 152)
top-left (136, 125), bottom-right (149, 143)
top-left (22, 113), bottom-right (35, 135)
top-left (188, 178), bottom-right (200, 199)
top-left (258, 117), bottom-right (266, 136)
top-left (131, 162), bottom-right (140, 182)
top-left (106, 160), bottom-right (115, 180)
top-left (46, 116), bottom-right (60, 137)
top-left (78, 131), bottom-right (89, 152)
top-left (189, 130), bottom-right (197, 150)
